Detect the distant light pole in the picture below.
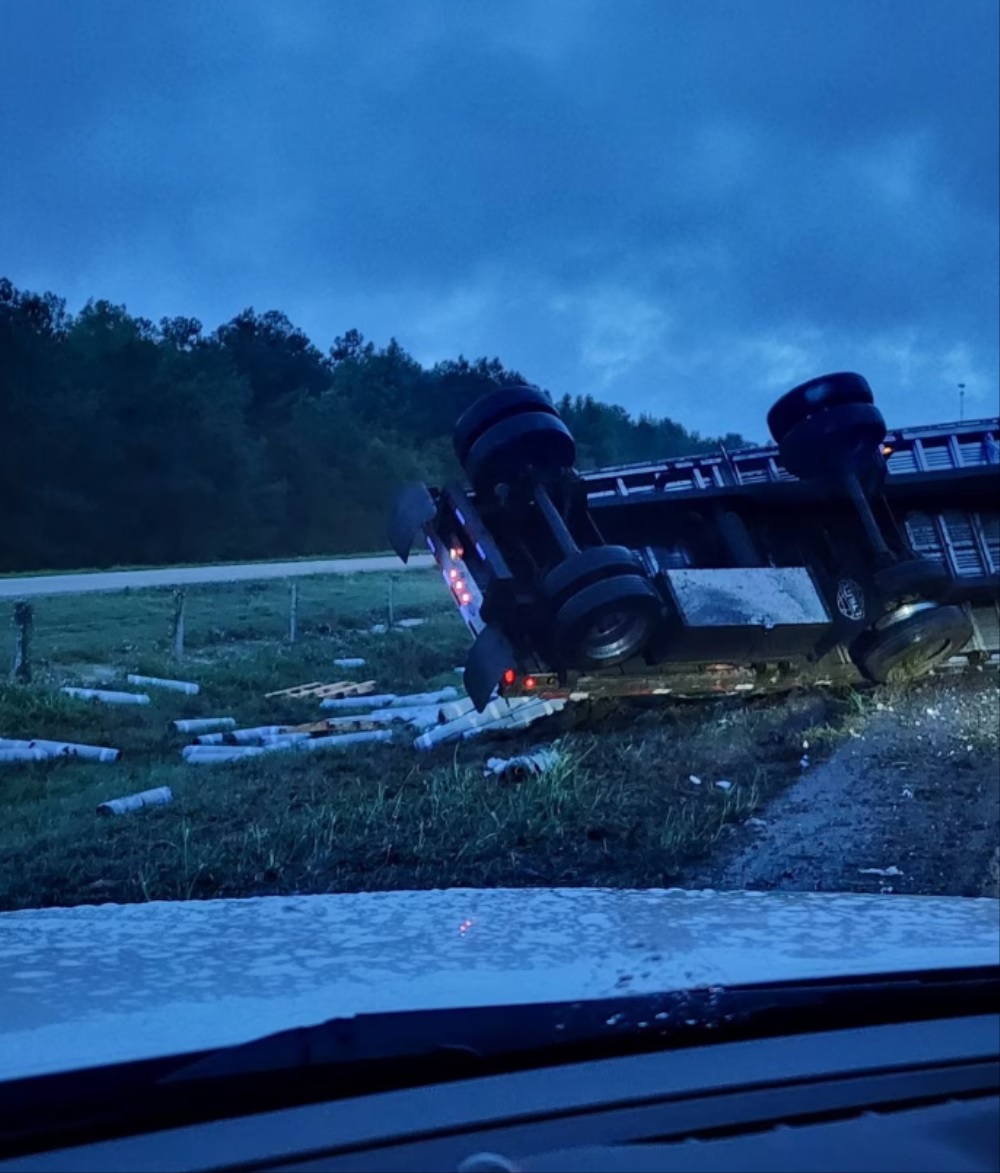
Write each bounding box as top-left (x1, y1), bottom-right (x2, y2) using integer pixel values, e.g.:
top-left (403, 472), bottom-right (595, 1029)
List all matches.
top-left (958, 382), bottom-right (966, 422)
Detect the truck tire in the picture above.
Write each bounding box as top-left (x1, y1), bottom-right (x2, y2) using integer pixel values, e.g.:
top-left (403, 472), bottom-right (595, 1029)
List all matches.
top-left (873, 558), bottom-right (951, 605)
top-left (851, 603), bottom-right (973, 684)
top-left (465, 411), bottom-right (576, 493)
top-left (552, 575), bottom-right (663, 669)
top-left (778, 401), bottom-right (887, 479)
top-left (767, 372), bottom-right (875, 445)
top-left (541, 545), bottom-right (645, 607)
top-left (453, 385), bottom-right (558, 465)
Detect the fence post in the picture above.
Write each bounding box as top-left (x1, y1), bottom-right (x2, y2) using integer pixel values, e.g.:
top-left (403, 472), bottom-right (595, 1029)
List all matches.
top-left (11, 600), bottom-right (33, 682)
top-left (288, 581), bottom-right (298, 644)
top-left (171, 589), bottom-right (186, 659)
top-left (388, 574), bottom-right (398, 629)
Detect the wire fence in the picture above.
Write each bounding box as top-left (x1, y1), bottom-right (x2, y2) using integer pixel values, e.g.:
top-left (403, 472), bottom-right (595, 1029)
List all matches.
top-left (3, 569), bottom-right (450, 681)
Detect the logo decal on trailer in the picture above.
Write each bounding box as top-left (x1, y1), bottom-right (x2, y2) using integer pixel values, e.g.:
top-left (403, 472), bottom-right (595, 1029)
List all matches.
top-left (836, 579), bottom-right (866, 621)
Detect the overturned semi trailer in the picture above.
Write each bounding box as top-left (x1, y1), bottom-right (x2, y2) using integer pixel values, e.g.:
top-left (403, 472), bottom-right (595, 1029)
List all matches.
top-left (391, 373), bottom-right (999, 711)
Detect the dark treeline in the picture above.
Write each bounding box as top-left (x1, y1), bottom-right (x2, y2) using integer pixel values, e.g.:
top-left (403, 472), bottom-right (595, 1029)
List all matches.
top-left (0, 278), bottom-right (747, 572)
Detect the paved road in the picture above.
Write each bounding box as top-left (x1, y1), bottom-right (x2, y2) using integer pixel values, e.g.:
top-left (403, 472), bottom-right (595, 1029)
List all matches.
top-left (0, 555), bottom-right (435, 598)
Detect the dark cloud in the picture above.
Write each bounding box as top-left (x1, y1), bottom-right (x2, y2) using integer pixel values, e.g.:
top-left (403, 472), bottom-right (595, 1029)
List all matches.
top-left (1, 0), bottom-right (996, 438)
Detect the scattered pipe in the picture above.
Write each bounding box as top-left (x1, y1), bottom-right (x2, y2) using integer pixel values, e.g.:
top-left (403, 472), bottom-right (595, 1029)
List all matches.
top-left (459, 701), bottom-right (567, 741)
top-left (97, 786), bottom-right (173, 815)
top-left (0, 747), bottom-right (48, 763)
top-left (319, 687), bottom-right (458, 713)
top-left (363, 704), bottom-right (445, 728)
top-left (0, 737), bottom-right (120, 762)
top-left (173, 717), bottom-right (237, 734)
top-left (299, 729), bottom-right (393, 751)
top-left (320, 694), bottom-right (399, 710)
top-left (182, 728), bottom-right (393, 761)
top-left (439, 697), bottom-right (479, 722)
top-left (195, 725), bottom-right (294, 745)
top-left (485, 748), bottom-right (563, 781)
top-left (181, 745), bottom-right (268, 763)
top-left (127, 674), bottom-right (200, 695)
top-left (62, 687), bottom-right (151, 706)
top-left (386, 687), bottom-right (458, 707)
top-left (28, 739), bottom-right (119, 762)
top-left (414, 697), bottom-right (566, 749)
top-left (257, 732), bottom-right (313, 747)
top-left (333, 658), bottom-right (366, 668)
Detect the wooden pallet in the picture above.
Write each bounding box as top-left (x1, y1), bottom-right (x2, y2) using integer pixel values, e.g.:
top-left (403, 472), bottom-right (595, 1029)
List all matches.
top-left (264, 680), bottom-right (376, 701)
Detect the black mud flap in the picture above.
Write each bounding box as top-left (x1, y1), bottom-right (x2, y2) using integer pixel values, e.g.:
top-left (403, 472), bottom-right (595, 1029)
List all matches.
top-left (464, 623), bottom-right (517, 712)
top-left (388, 482), bottom-right (436, 563)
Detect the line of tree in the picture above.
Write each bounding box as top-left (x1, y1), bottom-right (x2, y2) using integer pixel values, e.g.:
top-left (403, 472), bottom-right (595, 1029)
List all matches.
top-left (0, 277), bottom-right (746, 572)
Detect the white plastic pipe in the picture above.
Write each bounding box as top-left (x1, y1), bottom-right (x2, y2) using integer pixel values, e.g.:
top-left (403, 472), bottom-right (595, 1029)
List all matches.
top-left (258, 732), bottom-right (313, 746)
top-left (415, 698), bottom-right (566, 750)
top-left (485, 748), bottom-right (563, 779)
top-left (333, 657), bottom-right (366, 668)
top-left (195, 725), bottom-right (293, 745)
top-left (127, 674), bottom-right (200, 695)
top-left (363, 704), bottom-right (444, 724)
top-left (0, 736), bottom-right (119, 761)
top-left (173, 717), bottom-right (237, 734)
top-left (460, 701), bottom-right (557, 737)
top-left (386, 688), bottom-right (458, 707)
top-left (26, 739), bottom-right (120, 762)
top-left (182, 742), bottom-right (263, 756)
top-left (439, 697), bottom-right (477, 721)
top-left (0, 747), bottom-right (49, 762)
top-left (62, 687), bottom-right (151, 706)
top-left (97, 786), bottom-right (173, 815)
top-left (182, 745), bottom-right (268, 763)
top-left (320, 694), bottom-right (399, 710)
top-left (299, 729), bottom-right (393, 751)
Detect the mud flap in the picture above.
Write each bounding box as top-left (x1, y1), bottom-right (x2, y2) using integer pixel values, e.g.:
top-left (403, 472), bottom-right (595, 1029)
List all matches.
top-left (464, 623), bottom-right (517, 712)
top-left (388, 482), bottom-right (436, 563)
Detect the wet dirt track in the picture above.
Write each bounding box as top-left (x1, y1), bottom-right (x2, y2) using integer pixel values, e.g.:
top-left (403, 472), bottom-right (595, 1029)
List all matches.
top-left (685, 674), bottom-right (1000, 899)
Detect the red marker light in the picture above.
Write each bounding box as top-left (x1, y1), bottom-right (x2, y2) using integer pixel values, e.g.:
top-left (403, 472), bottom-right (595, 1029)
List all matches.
top-left (448, 567), bottom-right (459, 580)
top-left (460, 592), bottom-right (472, 604)
top-left (502, 668), bottom-right (516, 686)
top-left (525, 676), bottom-right (537, 689)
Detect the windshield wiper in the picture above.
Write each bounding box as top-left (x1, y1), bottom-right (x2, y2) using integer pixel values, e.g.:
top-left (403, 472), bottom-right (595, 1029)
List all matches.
top-left (2, 964), bottom-right (997, 1159)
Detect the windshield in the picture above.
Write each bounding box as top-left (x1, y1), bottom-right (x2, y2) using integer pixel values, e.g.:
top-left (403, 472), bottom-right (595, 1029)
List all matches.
top-left (0, 0), bottom-right (997, 1090)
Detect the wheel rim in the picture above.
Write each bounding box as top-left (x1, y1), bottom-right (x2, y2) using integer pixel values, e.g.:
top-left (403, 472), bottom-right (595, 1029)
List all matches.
top-left (579, 609), bottom-right (650, 663)
top-left (874, 600), bottom-right (936, 631)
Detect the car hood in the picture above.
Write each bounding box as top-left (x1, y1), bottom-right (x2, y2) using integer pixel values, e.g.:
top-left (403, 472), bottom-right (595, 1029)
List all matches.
top-left (1, 887), bottom-right (997, 1082)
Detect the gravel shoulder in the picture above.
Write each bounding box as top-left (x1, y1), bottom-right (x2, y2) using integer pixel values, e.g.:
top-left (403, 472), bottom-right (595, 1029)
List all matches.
top-left (685, 674), bottom-right (1000, 898)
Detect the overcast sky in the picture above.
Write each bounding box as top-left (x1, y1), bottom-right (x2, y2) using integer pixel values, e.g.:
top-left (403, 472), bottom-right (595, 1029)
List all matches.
top-left (2, 0), bottom-right (997, 440)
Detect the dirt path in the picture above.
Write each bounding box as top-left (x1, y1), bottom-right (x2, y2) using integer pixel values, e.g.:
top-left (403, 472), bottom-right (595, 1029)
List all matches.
top-left (685, 674), bottom-right (1000, 898)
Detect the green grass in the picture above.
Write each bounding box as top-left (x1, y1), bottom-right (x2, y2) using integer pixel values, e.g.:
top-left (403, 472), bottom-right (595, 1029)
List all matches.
top-left (0, 571), bottom-right (853, 912)
top-left (5, 570), bottom-right (449, 672)
top-left (0, 690), bottom-right (823, 910)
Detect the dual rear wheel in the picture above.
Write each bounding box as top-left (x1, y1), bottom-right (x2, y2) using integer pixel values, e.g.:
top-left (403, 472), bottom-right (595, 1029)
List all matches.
top-left (453, 376), bottom-right (970, 680)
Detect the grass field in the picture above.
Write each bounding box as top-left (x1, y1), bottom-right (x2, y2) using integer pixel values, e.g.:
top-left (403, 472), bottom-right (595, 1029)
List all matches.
top-left (0, 570), bottom-right (851, 912)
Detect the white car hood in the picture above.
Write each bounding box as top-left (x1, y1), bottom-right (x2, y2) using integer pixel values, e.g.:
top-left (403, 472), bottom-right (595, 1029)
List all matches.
top-left (1, 887), bottom-right (997, 1082)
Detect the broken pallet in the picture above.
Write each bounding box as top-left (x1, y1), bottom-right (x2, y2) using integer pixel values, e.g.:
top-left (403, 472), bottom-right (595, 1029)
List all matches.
top-left (264, 680), bottom-right (376, 701)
